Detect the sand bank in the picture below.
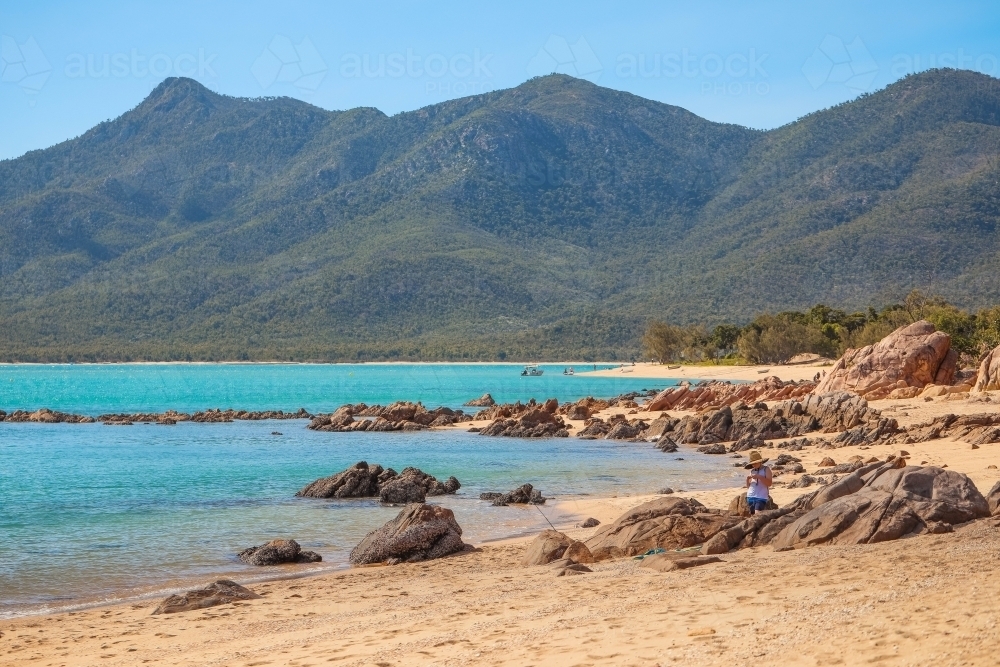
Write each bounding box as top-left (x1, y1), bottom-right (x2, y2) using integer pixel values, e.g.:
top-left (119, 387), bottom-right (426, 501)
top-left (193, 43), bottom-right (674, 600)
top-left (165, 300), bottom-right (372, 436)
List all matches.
top-left (4, 393), bottom-right (1000, 666)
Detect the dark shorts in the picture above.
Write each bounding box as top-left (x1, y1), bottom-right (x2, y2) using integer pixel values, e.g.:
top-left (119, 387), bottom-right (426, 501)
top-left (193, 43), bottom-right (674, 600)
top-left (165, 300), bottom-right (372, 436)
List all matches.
top-left (747, 498), bottom-right (769, 514)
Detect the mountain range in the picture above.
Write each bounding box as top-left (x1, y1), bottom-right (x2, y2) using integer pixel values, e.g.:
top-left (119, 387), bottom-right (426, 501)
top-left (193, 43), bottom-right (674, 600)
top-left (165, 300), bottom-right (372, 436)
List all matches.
top-left (1, 69), bottom-right (999, 361)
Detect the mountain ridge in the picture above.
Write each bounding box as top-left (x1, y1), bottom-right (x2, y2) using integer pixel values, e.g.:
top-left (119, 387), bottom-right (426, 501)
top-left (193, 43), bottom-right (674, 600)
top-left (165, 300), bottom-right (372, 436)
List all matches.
top-left (1, 69), bottom-right (999, 361)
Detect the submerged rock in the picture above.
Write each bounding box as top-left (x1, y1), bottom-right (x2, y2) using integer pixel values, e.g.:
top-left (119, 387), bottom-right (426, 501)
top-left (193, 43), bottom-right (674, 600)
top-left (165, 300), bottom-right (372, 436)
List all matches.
top-left (238, 539), bottom-right (321, 565)
top-left (481, 483), bottom-right (546, 505)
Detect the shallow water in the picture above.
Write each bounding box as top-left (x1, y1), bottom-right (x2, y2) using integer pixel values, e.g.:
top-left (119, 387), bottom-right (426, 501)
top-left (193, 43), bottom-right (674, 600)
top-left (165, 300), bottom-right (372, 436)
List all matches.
top-left (0, 364), bottom-right (741, 618)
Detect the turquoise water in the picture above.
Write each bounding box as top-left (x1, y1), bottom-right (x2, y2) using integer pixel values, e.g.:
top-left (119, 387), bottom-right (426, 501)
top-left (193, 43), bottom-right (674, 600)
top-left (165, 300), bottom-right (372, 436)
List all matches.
top-left (0, 364), bottom-right (742, 618)
top-left (0, 363), bottom-right (663, 414)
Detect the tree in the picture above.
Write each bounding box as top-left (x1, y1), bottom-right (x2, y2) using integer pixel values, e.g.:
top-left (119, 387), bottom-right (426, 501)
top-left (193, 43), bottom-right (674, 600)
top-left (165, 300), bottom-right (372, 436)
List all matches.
top-left (642, 321), bottom-right (686, 363)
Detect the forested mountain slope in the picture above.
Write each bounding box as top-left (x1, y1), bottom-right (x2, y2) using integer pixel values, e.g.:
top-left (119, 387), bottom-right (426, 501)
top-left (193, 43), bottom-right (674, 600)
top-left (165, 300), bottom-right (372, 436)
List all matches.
top-left (1, 69), bottom-right (997, 361)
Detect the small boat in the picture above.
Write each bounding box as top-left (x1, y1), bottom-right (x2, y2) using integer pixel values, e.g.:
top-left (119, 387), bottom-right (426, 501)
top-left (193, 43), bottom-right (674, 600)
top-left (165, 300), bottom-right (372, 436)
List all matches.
top-left (757, 369), bottom-right (770, 374)
top-left (521, 365), bottom-right (543, 376)
top-left (667, 365), bottom-right (681, 370)
top-left (563, 367), bottom-right (575, 375)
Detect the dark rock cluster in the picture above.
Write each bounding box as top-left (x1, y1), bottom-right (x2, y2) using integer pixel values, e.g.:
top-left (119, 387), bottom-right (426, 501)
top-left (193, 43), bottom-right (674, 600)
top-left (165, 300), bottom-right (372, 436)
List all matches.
top-left (308, 402), bottom-right (471, 432)
top-left (0, 408), bottom-right (95, 423)
top-left (295, 461), bottom-right (460, 504)
top-left (480, 483), bottom-right (546, 505)
top-left (238, 539), bottom-right (322, 565)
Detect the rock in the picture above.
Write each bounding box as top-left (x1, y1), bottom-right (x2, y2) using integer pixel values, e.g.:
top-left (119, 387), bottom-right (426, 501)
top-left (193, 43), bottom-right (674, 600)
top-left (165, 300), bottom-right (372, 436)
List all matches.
top-left (658, 488), bottom-right (675, 495)
top-left (378, 478), bottom-right (427, 504)
top-left (646, 414), bottom-right (680, 439)
top-left (606, 420), bottom-right (648, 440)
top-left (788, 474), bottom-right (819, 489)
top-left (816, 321), bottom-right (957, 399)
top-left (584, 497), bottom-right (741, 558)
top-left (697, 443), bottom-right (727, 454)
top-left (639, 554), bottom-right (724, 572)
top-left (522, 529), bottom-right (572, 565)
top-left (563, 540), bottom-right (595, 564)
top-left (899, 413), bottom-right (1000, 446)
top-left (701, 531), bottom-right (730, 555)
top-left (297, 462), bottom-right (460, 500)
top-left (479, 408), bottom-right (568, 437)
top-left (349, 504), bottom-right (468, 565)
top-left (819, 457), bottom-right (836, 467)
top-left (486, 483), bottom-right (546, 505)
top-left (464, 393), bottom-right (496, 407)
top-left (987, 480), bottom-right (1000, 515)
top-left (237, 539), bottom-right (321, 565)
top-left (581, 517), bottom-right (601, 528)
top-left (771, 466), bottom-right (990, 550)
top-left (655, 436), bottom-right (679, 452)
top-left (296, 461), bottom-right (384, 498)
top-left (728, 492), bottom-right (778, 517)
top-left (974, 345), bottom-right (1000, 392)
top-left (152, 580), bottom-right (261, 615)
top-left (550, 559), bottom-right (593, 576)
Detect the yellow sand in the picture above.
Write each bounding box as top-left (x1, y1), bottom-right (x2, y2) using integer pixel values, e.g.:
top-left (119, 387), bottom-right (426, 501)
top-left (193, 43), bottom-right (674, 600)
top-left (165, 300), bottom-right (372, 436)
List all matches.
top-left (4, 392), bottom-right (1000, 666)
top-left (579, 360), bottom-right (830, 382)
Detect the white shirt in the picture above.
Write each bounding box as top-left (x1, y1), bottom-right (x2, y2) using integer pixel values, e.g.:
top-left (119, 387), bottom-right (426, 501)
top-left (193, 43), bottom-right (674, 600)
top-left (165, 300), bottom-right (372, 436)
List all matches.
top-left (747, 466), bottom-right (771, 500)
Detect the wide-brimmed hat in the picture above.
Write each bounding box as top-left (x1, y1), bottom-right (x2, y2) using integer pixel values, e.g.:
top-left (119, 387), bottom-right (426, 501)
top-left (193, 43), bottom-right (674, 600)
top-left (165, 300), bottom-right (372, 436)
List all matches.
top-left (744, 450), bottom-right (769, 469)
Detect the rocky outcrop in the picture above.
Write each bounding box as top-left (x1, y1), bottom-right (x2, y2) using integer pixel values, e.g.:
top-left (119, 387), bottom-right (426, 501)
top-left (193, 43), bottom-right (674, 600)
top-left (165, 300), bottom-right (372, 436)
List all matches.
top-left (349, 504), bottom-right (468, 565)
top-left (583, 497), bottom-right (741, 560)
top-left (645, 377), bottom-right (816, 412)
top-left (0, 408), bottom-right (95, 423)
top-left (661, 392), bottom-right (899, 450)
top-left (308, 402), bottom-right (471, 432)
top-left (770, 466), bottom-right (989, 549)
top-left (894, 413), bottom-right (1000, 446)
top-left (480, 483), bottom-right (546, 505)
top-left (521, 529), bottom-right (572, 565)
top-left (974, 344), bottom-right (1000, 392)
top-left (295, 461), bottom-right (460, 502)
top-left (152, 580), bottom-right (260, 615)
top-left (986, 481), bottom-right (1000, 515)
top-left (479, 405), bottom-right (569, 437)
top-left (464, 393), bottom-right (495, 407)
top-left (96, 408), bottom-right (312, 424)
top-left (238, 539), bottom-right (321, 565)
top-left (816, 321), bottom-right (958, 399)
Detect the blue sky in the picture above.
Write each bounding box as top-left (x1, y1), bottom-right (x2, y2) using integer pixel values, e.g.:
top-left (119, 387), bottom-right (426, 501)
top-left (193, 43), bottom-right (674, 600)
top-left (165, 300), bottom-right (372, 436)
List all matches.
top-left (1, 0), bottom-right (998, 160)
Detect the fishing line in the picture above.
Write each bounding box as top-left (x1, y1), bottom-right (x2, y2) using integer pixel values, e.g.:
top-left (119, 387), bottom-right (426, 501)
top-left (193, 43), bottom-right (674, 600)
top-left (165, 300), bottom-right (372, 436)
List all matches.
top-left (534, 503), bottom-right (558, 531)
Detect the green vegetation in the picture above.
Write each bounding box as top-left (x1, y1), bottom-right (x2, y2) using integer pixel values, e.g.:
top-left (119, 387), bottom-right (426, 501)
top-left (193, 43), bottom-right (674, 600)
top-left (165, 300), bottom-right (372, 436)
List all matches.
top-left (1, 69), bottom-right (999, 361)
top-left (643, 291), bottom-right (1000, 366)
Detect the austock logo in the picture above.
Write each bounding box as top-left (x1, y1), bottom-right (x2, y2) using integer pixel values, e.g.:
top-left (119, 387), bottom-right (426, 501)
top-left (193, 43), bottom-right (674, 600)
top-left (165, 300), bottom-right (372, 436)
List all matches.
top-left (1, 35), bottom-right (51, 95)
top-left (252, 35), bottom-right (327, 92)
top-left (526, 35), bottom-right (602, 82)
top-left (802, 35), bottom-right (878, 92)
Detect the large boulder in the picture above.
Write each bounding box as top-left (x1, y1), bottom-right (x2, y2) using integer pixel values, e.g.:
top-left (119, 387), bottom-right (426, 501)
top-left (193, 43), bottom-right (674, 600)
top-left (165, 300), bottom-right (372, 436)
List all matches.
top-left (974, 344), bottom-right (1000, 392)
top-left (238, 539), bottom-right (321, 565)
top-left (522, 529), bottom-right (573, 565)
top-left (349, 504), bottom-right (468, 565)
top-left (583, 496), bottom-right (741, 559)
top-left (152, 580), bottom-right (260, 615)
top-left (771, 466), bottom-right (989, 550)
top-left (815, 321), bottom-right (958, 399)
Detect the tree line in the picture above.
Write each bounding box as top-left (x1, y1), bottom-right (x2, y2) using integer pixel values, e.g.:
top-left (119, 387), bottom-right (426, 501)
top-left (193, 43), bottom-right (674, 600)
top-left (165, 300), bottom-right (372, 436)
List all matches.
top-left (642, 291), bottom-right (1000, 367)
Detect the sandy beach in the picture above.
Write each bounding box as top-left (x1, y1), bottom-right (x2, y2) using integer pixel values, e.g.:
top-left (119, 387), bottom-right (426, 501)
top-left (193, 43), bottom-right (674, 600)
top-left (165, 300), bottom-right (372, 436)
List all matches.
top-left (4, 386), bottom-right (1000, 666)
top-left (579, 360), bottom-right (831, 383)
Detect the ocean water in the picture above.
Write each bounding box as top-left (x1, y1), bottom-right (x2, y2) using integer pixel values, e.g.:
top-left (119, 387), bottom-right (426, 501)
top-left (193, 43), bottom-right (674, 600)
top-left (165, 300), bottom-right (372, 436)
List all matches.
top-left (0, 364), bottom-right (742, 618)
